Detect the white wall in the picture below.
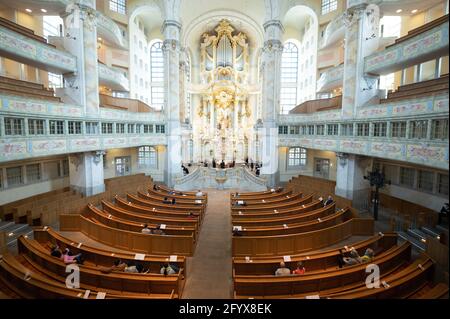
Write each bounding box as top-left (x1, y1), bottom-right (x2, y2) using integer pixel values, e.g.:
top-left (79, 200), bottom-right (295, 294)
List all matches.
top-left (381, 185), bottom-right (447, 212)
top-left (0, 178), bottom-right (69, 205)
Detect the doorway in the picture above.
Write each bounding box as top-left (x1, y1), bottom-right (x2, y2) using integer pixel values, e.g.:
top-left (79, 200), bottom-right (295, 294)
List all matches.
top-left (314, 158), bottom-right (330, 179)
top-left (115, 156), bottom-right (131, 176)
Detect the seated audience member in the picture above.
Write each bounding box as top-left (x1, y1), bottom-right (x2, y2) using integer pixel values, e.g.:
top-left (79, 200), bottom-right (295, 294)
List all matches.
top-left (168, 190), bottom-right (176, 195)
top-left (232, 229), bottom-right (243, 236)
top-left (141, 224), bottom-right (152, 234)
top-left (292, 261), bottom-right (306, 275)
top-left (341, 248), bottom-right (360, 266)
top-left (255, 168), bottom-right (260, 176)
top-left (439, 203), bottom-right (449, 225)
top-left (162, 197), bottom-right (171, 204)
top-left (152, 225), bottom-right (166, 235)
top-left (196, 189), bottom-right (204, 197)
top-left (124, 262), bottom-right (139, 273)
top-left (153, 184), bottom-right (159, 191)
top-left (276, 187), bottom-right (283, 193)
top-left (50, 245), bottom-right (62, 258)
top-left (324, 195), bottom-right (334, 207)
top-left (187, 212), bottom-right (197, 219)
top-left (62, 248), bottom-right (84, 265)
top-left (234, 200), bottom-right (247, 206)
top-left (171, 198), bottom-right (176, 204)
top-left (99, 259), bottom-right (127, 273)
top-left (359, 248), bottom-right (375, 263)
top-left (160, 263), bottom-right (177, 275)
top-left (275, 261), bottom-right (291, 276)
top-left (337, 249), bottom-right (345, 268)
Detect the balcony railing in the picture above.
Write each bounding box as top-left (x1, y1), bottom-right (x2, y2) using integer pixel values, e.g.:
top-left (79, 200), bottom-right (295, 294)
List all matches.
top-left (320, 13), bottom-right (345, 50)
top-left (98, 62), bottom-right (129, 91)
top-left (365, 15), bottom-right (449, 75)
top-left (96, 11), bottom-right (128, 49)
top-left (0, 20), bottom-right (77, 74)
top-left (316, 64), bottom-right (344, 93)
top-left (289, 96), bottom-right (342, 114)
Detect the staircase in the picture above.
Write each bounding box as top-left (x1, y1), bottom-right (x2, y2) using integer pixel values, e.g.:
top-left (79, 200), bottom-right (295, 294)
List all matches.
top-left (398, 224), bottom-right (448, 252)
top-left (0, 220), bottom-right (33, 250)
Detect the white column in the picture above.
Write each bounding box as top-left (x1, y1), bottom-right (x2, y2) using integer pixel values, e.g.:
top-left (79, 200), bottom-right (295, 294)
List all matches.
top-left (162, 20), bottom-right (183, 187)
top-left (63, 1), bottom-right (100, 116)
top-left (69, 151), bottom-right (105, 196)
top-left (335, 153), bottom-right (372, 210)
top-left (341, 3), bottom-right (380, 119)
top-left (260, 20), bottom-right (284, 186)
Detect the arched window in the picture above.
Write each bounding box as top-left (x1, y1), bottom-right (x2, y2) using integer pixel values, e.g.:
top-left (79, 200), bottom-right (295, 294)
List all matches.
top-left (288, 147), bottom-right (307, 167)
top-left (280, 42), bottom-right (299, 114)
top-left (138, 146), bottom-right (157, 168)
top-left (150, 40), bottom-right (164, 110)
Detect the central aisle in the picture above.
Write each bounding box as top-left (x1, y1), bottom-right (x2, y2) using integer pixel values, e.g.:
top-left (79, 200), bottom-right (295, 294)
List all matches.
top-left (182, 189), bottom-right (233, 299)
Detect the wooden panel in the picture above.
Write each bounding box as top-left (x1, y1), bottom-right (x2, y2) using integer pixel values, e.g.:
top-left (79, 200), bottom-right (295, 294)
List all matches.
top-left (59, 214), bottom-right (81, 231)
top-left (0, 231), bottom-right (6, 253)
top-left (426, 237), bottom-right (449, 270)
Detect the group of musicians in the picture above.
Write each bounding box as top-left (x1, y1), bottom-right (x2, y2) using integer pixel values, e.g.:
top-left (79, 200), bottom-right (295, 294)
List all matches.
top-left (184, 158), bottom-right (262, 176)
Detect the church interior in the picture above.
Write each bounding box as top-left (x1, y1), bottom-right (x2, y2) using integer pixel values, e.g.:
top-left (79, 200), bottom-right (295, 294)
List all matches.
top-left (0, 0), bottom-right (448, 300)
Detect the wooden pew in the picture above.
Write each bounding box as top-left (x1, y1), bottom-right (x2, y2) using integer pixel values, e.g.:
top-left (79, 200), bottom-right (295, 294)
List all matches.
top-left (230, 189), bottom-right (289, 200)
top-left (234, 242), bottom-right (412, 298)
top-left (148, 188), bottom-right (208, 204)
top-left (132, 192), bottom-right (205, 214)
top-left (232, 217), bottom-right (374, 257)
top-left (233, 232), bottom-right (397, 275)
top-left (231, 197), bottom-right (320, 220)
top-left (231, 194), bottom-right (314, 214)
top-left (156, 185), bottom-right (205, 197)
top-left (231, 193), bottom-right (302, 207)
top-left (0, 253), bottom-right (175, 299)
top-left (84, 205), bottom-right (197, 240)
top-left (101, 201), bottom-right (200, 227)
top-left (416, 283), bottom-right (449, 299)
top-left (323, 257), bottom-right (435, 299)
top-left (232, 201), bottom-right (335, 226)
top-left (232, 206), bottom-right (351, 237)
top-left (33, 227), bottom-right (187, 275)
top-left (59, 214), bottom-right (195, 256)
top-left (137, 190), bottom-right (206, 205)
top-left (18, 236), bottom-right (185, 297)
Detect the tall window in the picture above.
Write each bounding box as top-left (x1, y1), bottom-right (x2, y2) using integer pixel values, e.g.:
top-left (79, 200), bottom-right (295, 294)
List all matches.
top-left (431, 119), bottom-right (448, 140)
top-left (373, 122), bottom-right (387, 137)
top-left (26, 164), bottom-right (41, 183)
top-left (280, 42), bottom-right (299, 114)
top-left (417, 170), bottom-right (434, 193)
top-left (6, 166), bottom-right (23, 187)
top-left (4, 118), bottom-right (24, 136)
top-left (409, 120), bottom-right (428, 139)
top-left (150, 41), bottom-right (164, 110)
top-left (288, 147), bottom-right (307, 167)
top-left (399, 167), bottom-right (415, 188)
top-left (321, 0), bottom-right (337, 15)
top-left (391, 121), bottom-right (406, 138)
top-left (138, 146), bottom-right (157, 168)
top-left (28, 119), bottom-right (45, 135)
top-left (109, 0), bottom-right (126, 14)
top-left (356, 123), bottom-right (369, 137)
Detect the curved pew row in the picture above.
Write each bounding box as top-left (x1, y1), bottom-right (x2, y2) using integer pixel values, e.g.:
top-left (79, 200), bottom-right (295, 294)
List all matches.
top-left (231, 198), bottom-right (321, 220)
top-left (232, 201), bottom-right (335, 226)
top-left (59, 213), bottom-right (195, 256)
top-left (16, 236), bottom-right (184, 298)
top-left (114, 196), bottom-right (203, 223)
top-left (102, 201), bottom-right (200, 227)
top-left (230, 188), bottom-right (285, 200)
top-left (156, 185), bottom-right (203, 197)
top-left (149, 188), bottom-right (208, 204)
top-left (231, 194), bottom-right (314, 214)
top-left (33, 227), bottom-right (187, 275)
top-left (85, 205), bottom-right (198, 240)
top-left (138, 190), bottom-right (206, 205)
top-left (232, 217), bottom-right (374, 257)
top-left (233, 232), bottom-right (397, 275)
top-left (233, 207), bottom-right (352, 237)
top-left (230, 192), bottom-right (303, 205)
top-left (233, 242), bottom-right (412, 298)
top-left (0, 254), bottom-right (175, 299)
top-left (131, 192), bottom-right (205, 215)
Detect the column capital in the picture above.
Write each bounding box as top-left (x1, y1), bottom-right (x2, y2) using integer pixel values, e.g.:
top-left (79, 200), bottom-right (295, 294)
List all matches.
top-left (162, 19), bottom-right (182, 33)
top-left (263, 20), bottom-right (284, 32)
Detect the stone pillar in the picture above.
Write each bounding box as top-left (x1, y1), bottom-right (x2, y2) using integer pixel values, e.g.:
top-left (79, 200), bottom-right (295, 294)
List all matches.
top-left (341, 3), bottom-right (380, 119)
top-left (259, 20), bottom-right (284, 187)
top-left (335, 153), bottom-right (372, 210)
top-left (69, 151), bottom-right (105, 196)
top-left (63, 0), bottom-right (100, 116)
top-left (162, 20), bottom-right (183, 187)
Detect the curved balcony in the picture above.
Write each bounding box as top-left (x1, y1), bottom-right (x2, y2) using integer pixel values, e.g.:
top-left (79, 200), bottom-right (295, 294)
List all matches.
top-left (96, 11), bottom-right (128, 49)
top-left (320, 13), bottom-right (345, 50)
top-left (0, 19), bottom-right (77, 74)
top-left (98, 62), bottom-right (129, 92)
top-left (316, 64), bottom-right (344, 93)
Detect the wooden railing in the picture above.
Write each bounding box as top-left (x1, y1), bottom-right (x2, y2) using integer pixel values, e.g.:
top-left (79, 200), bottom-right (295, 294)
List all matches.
top-left (99, 94), bottom-right (157, 113)
top-left (289, 95), bottom-right (342, 114)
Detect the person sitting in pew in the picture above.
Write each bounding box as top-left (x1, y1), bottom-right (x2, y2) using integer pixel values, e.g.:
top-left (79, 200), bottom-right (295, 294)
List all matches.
top-left (275, 261), bottom-right (291, 276)
top-left (99, 259), bottom-right (128, 273)
top-left (324, 195), bottom-right (334, 207)
top-left (62, 248), bottom-right (84, 265)
top-left (160, 263), bottom-right (177, 275)
top-left (171, 198), bottom-right (176, 204)
top-left (187, 212), bottom-right (197, 219)
top-left (152, 225), bottom-right (166, 235)
top-left (124, 262), bottom-right (144, 273)
top-left (153, 184), bottom-right (159, 191)
top-left (342, 248), bottom-right (374, 266)
top-left (50, 245), bottom-right (62, 258)
top-left (234, 200), bottom-right (247, 207)
top-left (141, 224), bottom-right (152, 234)
top-left (292, 261), bottom-right (306, 275)
top-left (162, 197), bottom-right (172, 204)
top-left (196, 189), bottom-right (204, 197)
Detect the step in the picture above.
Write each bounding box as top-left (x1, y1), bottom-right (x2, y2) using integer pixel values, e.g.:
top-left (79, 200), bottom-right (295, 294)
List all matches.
top-left (0, 221), bottom-right (15, 231)
top-left (407, 228), bottom-right (428, 243)
top-left (6, 227), bottom-right (34, 246)
top-left (435, 224), bottom-right (449, 233)
top-left (398, 231), bottom-right (426, 251)
top-left (421, 226), bottom-right (442, 239)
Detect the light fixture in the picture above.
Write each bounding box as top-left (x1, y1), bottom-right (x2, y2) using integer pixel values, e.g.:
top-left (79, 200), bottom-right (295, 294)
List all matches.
top-left (25, 8), bottom-right (32, 13)
top-left (396, 9), bottom-right (402, 13)
top-left (41, 9), bottom-right (47, 13)
top-left (98, 37), bottom-right (102, 41)
top-left (411, 9), bottom-right (418, 14)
